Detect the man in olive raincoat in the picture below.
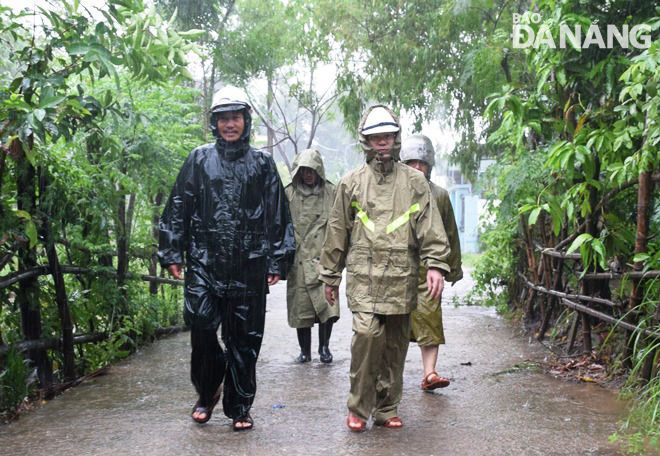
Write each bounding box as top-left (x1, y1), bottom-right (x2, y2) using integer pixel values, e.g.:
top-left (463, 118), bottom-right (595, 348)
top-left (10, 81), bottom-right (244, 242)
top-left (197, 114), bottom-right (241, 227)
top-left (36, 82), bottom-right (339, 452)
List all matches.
top-left (319, 105), bottom-right (451, 431)
top-left (401, 134), bottom-right (463, 391)
top-left (285, 149), bottom-right (339, 364)
top-left (158, 85), bottom-right (295, 431)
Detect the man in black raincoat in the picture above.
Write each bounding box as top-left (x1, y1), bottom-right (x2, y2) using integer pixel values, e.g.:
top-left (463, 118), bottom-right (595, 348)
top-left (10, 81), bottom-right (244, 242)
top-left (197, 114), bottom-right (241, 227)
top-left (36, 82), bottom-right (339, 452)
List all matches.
top-left (158, 85), bottom-right (295, 431)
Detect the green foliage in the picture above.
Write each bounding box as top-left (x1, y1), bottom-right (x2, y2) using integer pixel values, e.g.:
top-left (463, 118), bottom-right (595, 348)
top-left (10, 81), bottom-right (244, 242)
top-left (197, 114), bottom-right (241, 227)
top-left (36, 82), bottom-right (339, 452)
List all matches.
top-left (468, 152), bottom-right (547, 310)
top-left (214, 0), bottom-right (343, 160)
top-left (469, 221), bottom-right (514, 312)
top-left (476, 1), bottom-right (659, 450)
top-left (321, 0), bottom-right (527, 172)
top-left (0, 348), bottom-right (34, 418)
top-left (215, 0), bottom-right (294, 83)
top-left (0, 1), bottom-right (200, 417)
top-left (612, 308), bottom-right (660, 454)
top-left (0, 0), bottom-right (201, 254)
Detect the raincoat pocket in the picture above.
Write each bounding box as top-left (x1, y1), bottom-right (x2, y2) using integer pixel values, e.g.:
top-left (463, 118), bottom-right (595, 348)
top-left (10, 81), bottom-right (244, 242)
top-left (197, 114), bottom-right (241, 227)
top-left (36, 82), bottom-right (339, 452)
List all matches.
top-left (346, 245), bottom-right (371, 300)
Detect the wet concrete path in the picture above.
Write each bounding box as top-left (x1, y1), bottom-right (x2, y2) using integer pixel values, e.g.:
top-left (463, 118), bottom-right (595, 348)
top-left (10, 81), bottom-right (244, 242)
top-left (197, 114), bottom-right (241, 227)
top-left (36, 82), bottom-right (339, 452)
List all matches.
top-left (0, 272), bottom-right (629, 455)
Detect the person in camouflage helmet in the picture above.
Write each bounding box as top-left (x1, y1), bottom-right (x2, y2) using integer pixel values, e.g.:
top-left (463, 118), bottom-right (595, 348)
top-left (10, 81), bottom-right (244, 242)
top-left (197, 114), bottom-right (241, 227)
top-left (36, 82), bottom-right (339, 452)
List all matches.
top-left (401, 133), bottom-right (463, 391)
top-left (319, 105), bottom-right (451, 431)
top-left (285, 148), bottom-right (339, 364)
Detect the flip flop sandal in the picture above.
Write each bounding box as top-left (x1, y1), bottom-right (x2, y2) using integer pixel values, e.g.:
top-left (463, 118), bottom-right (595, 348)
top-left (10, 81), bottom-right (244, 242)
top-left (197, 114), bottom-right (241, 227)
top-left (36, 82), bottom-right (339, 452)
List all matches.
top-left (381, 417), bottom-right (403, 429)
top-left (191, 403), bottom-right (213, 424)
top-left (191, 390), bottom-right (221, 424)
top-left (422, 372), bottom-right (450, 391)
top-left (233, 413), bottom-right (254, 432)
top-left (346, 413), bottom-right (366, 432)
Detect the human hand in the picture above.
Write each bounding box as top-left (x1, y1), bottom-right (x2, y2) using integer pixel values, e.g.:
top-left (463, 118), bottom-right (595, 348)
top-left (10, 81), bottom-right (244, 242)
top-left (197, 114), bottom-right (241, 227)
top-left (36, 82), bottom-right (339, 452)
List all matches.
top-left (268, 274), bottom-right (280, 286)
top-left (325, 285), bottom-right (339, 306)
top-left (167, 264), bottom-right (184, 280)
top-left (426, 269), bottom-right (444, 300)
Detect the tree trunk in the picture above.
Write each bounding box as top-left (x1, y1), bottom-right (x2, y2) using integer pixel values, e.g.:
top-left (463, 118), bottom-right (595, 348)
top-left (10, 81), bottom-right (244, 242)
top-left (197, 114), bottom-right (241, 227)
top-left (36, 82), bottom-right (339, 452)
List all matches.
top-left (15, 138), bottom-right (53, 391)
top-left (149, 191), bottom-right (164, 295)
top-left (116, 152), bottom-right (135, 302)
top-left (39, 168), bottom-right (76, 381)
top-left (0, 146), bottom-right (7, 215)
top-left (116, 190), bottom-right (128, 297)
top-left (625, 113), bottom-right (653, 369)
top-left (267, 77), bottom-right (275, 153)
top-left (627, 165), bottom-right (653, 370)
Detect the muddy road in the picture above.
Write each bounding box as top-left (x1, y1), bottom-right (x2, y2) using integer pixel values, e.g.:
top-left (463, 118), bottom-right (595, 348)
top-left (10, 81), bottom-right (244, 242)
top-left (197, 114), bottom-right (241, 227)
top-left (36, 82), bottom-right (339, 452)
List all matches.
top-left (0, 272), bottom-right (629, 455)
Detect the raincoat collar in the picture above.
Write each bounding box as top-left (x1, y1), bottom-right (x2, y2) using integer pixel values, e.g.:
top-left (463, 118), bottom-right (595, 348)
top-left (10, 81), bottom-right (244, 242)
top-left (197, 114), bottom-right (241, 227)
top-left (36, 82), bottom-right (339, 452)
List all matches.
top-left (215, 139), bottom-right (249, 161)
top-left (368, 157), bottom-right (395, 181)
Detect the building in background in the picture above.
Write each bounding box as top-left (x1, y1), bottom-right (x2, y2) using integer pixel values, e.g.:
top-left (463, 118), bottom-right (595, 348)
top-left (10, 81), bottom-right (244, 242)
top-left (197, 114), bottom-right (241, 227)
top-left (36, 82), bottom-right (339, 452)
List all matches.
top-left (432, 159), bottom-right (494, 253)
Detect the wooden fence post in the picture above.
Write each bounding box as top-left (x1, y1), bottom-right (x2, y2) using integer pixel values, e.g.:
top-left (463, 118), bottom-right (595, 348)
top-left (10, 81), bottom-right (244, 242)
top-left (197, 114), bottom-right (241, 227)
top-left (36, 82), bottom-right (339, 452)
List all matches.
top-left (625, 163), bottom-right (653, 368)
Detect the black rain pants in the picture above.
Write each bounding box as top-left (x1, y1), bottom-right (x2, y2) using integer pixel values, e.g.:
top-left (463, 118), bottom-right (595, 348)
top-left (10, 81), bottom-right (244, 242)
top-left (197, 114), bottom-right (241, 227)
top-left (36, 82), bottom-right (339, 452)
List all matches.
top-left (187, 283), bottom-right (267, 420)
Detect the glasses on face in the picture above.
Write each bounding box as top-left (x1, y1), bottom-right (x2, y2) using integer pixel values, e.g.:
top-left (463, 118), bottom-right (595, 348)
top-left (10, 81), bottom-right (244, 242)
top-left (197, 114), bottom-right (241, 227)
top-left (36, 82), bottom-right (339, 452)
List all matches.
top-left (367, 133), bottom-right (396, 145)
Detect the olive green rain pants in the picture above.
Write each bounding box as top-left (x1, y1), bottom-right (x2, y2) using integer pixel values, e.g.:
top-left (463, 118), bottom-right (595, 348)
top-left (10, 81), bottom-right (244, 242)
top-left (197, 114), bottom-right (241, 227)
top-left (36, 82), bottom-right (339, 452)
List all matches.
top-left (347, 312), bottom-right (411, 423)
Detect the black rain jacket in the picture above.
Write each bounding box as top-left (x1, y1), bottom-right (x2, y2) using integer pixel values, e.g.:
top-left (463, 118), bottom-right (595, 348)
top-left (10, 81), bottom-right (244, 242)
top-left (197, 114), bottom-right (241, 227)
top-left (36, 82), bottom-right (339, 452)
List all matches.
top-left (158, 136), bottom-right (295, 302)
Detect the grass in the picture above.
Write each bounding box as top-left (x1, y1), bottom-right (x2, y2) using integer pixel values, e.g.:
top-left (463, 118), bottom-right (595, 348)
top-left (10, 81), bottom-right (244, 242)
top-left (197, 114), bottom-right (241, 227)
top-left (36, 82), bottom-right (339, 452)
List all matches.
top-left (489, 361), bottom-right (542, 377)
top-left (461, 252), bottom-right (482, 269)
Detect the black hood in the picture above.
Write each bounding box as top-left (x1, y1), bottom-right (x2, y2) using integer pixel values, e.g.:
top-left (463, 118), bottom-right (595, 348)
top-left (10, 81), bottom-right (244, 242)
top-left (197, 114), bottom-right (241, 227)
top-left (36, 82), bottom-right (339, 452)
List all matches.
top-left (210, 108), bottom-right (252, 159)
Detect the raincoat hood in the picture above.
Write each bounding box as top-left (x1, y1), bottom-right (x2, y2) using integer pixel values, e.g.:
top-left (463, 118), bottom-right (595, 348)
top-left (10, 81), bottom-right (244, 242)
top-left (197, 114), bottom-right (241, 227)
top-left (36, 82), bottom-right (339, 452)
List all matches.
top-left (291, 148), bottom-right (326, 188)
top-left (209, 86), bottom-right (253, 159)
top-left (358, 104), bottom-right (402, 163)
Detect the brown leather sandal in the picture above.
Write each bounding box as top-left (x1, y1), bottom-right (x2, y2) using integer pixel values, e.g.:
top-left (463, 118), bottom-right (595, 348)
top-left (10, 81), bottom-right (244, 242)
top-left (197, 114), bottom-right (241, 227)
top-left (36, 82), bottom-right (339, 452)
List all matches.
top-left (422, 372), bottom-right (450, 390)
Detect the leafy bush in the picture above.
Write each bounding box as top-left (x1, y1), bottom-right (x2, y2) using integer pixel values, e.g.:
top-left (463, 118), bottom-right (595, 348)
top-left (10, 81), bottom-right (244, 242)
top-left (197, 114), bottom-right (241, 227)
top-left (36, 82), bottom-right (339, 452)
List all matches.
top-left (0, 348), bottom-right (34, 419)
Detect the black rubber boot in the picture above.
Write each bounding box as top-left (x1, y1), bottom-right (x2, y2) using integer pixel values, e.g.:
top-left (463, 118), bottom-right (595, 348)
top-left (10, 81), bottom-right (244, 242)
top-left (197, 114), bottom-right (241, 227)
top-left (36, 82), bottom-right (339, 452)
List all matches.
top-left (296, 328), bottom-right (312, 363)
top-left (318, 321), bottom-right (334, 364)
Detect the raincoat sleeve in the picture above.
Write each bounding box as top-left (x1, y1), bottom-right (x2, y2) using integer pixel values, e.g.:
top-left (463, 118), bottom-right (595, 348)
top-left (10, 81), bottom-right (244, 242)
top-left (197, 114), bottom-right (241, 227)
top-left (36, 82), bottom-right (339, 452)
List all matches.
top-left (265, 154), bottom-right (296, 278)
top-left (157, 151), bottom-right (196, 268)
top-left (319, 178), bottom-right (352, 287)
top-left (437, 190), bottom-right (463, 283)
top-left (415, 183), bottom-right (451, 275)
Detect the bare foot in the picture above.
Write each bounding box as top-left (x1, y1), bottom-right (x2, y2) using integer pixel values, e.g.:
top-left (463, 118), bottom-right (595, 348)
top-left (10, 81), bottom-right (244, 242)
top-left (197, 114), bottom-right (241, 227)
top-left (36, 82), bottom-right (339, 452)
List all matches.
top-left (233, 413), bottom-right (253, 431)
top-left (192, 408), bottom-right (209, 422)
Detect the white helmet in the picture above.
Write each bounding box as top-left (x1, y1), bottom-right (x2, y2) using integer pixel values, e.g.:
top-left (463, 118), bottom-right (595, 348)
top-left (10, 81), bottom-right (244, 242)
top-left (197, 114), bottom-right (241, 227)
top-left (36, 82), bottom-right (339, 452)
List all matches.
top-left (210, 85), bottom-right (251, 113)
top-left (360, 106), bottom-right (400, 135)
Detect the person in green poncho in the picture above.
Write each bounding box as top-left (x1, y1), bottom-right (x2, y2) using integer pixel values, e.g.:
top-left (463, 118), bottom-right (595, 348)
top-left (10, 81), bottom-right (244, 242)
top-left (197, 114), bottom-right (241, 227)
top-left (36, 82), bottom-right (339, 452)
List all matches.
top-left (285, 148), bottom-right (339, 364)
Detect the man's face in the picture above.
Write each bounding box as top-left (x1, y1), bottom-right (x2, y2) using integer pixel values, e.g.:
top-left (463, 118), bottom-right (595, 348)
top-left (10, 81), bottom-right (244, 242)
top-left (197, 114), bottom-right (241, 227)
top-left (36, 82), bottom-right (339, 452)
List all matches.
top-left (300, 166), bottom-right (320, 186)
top-left (367, 133), bottom-right (396, 161)
top-left (217, 110), bottom-right (245, 142)
top-left (404, 159), bottom-right (429, 176)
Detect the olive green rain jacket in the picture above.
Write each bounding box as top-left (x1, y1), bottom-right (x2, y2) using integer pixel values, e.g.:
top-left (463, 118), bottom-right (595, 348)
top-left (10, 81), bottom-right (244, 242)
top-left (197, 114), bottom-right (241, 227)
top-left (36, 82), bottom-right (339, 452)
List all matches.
top-left (429, 182), bottom-right (462, 283)
top-left (319, 106), bottom-right (451, 315)
top-left (411, 182), bottom-right (463, 345)
top-left (285, 149), bottom-right (339, 327)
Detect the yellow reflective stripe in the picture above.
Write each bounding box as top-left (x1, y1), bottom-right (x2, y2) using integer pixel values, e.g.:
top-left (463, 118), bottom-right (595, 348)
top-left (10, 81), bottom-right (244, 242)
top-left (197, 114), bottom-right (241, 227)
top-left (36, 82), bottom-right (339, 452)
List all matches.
top-left (351, 201), bottom-right (375, 232)
top-left (386, 203), bottom-right (420, 234)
